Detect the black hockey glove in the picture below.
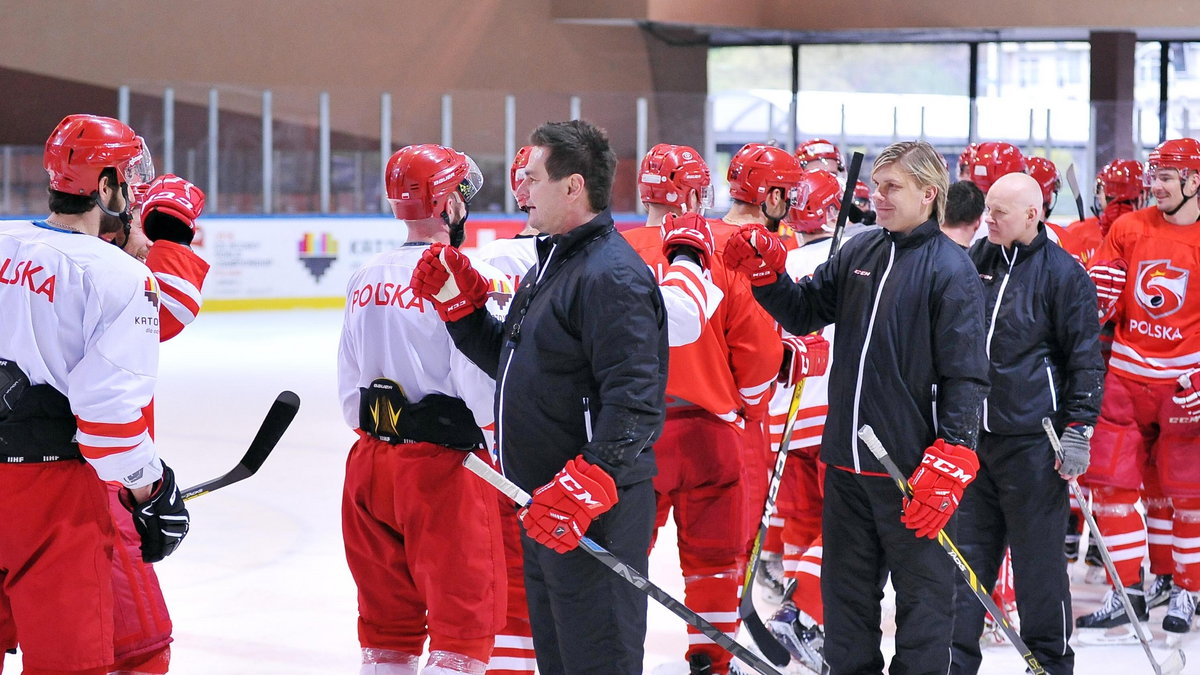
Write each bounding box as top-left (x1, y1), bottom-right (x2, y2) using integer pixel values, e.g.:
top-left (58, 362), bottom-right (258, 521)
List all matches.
top-left (120, 461), bottom-right (190, 563)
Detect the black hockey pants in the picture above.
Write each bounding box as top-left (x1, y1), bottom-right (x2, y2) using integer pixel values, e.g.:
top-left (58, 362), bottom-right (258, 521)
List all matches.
top-left (950, 431), bottom-right (1074, 675)
top-left (520, 479), bottom-right (655, 675)
top-left (822, 467), bottom-right (957, 675)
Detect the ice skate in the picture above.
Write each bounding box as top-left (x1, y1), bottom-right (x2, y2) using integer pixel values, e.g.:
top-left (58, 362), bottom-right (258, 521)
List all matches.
top-left (980, 613), bottom-right (1013, 648)
top-left (1163, 586), bottom-right (1197, 646)
top-left (1064, 531), bottom-right (1081, 564)
top-left (765, 602), bottom-right (829, 674)
top-left (1082, 542), bottom-right (1106, 584)
top-left (755, 552), bottom-right (788, 605)
top-left (1075, 586), bottom-right (1151, 645)
top-left (1147, 574), bottom-right (1174, 609)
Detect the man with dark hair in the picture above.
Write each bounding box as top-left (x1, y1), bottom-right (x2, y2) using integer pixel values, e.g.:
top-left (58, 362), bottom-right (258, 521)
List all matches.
top-left (724, 140), bottom-right (990, 674)
top-left (411, 119), bottom-right (668, 675)
top-left (943, 180), bottom-right (986, 248)
top-left (0, 114), bottom-right (189, 675)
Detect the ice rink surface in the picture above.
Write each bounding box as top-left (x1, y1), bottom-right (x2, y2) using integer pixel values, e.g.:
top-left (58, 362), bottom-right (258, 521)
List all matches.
top-left (9, 309), bottom-right (1198, 674)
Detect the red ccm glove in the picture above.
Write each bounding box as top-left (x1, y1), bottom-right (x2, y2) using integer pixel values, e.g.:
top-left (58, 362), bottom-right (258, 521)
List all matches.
top-left (1088, 258), bottom-right (1127, 324)
top-left (661, 212), bottom-right (715, 270)
top-left (722, 224), bottom-right (787, 286)
top-left (410, 242), bottom-right (490, 321)
top-left (903, 439), bottom-right (979, 539)
top-left (1174, 368), bottom-right (1200, 413)
top-left (520, 456), bottom-right (618, 553)
top-left (778, 334), bottom-right (830, 387)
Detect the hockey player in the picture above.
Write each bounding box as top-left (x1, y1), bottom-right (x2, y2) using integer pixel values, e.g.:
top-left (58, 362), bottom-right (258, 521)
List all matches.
top-left (0, 114), bottom-right (189, 675)
top-left (477, 146), bottom-right (539, 290)
top-left (1077, 137), bottom-right (1200, 643)
top-left (412, 120), bottom-right (668, 674)
top-left (949, 172), bottom-right (1103, 675)
top-left (104, 173), bottom-right (210, 675)
top-left (762, 170), bottom-right (844, 673)
top-left (624, 143), bottom-right (783, 675)
top-left (718, 143), bottom-right (806, 595)
top-left (338, 144), bottom-right (509, 675)
top-left (726, 143), bottom-right (805, 251)
top-left (1064, 160), bottom-right (1147, 267)
top-left (958, 143), bottom-right (979, 182)
top-left (795, 139), bottom-right (845, 180)
top-left (942, 180), bottom-right (986, 248)
top-left (1025, 156), bottom-right (1076, 249)
top-left (1061, 160), bottom-right (1147, 583)
top-left (724, 140), bottom-right (990, 674)
top-left (967, 142), bottom-right (1027, 194)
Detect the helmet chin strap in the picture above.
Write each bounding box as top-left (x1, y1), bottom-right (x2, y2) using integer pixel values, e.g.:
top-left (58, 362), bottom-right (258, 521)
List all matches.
top-left (1164, 178), bottom-right (1198, 217)
top-left (95, 183), bottom-right (132, 245)
top-left (444, 204), bottom-right (469, 248)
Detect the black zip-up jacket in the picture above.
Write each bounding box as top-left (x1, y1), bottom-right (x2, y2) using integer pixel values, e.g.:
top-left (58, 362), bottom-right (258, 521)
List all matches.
top-left (969, 224), bottom-right (1104, 436)
top-left (447, 210), bottom-right (668, 490)
top-left (752, 218), bottom-right (990, 475)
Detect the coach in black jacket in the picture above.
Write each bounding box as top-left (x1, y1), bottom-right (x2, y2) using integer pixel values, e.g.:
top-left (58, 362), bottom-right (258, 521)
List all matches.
top-left (950, 172), bottom-right (1103, 675)
top-left (414, 120), bottom-right (667, 675)
top-left (726, 141), bottom-right (990, 674)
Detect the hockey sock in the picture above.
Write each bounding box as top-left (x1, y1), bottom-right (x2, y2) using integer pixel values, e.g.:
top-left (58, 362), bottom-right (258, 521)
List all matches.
top-left (1091, 486), bottom-right (1147, 586)
top-left (1147, 496), bottom-right (1175, 576)
top-left (1172, 499), bottom-right (1200, 591)
top-left (791, 539), bottom-right (824, 624)
top-left (487, 629), bottom-right (535, 674)
top-left (682, 566), bottom-right (741, 671)
top-left (764, 520), bottom-right (784, 558)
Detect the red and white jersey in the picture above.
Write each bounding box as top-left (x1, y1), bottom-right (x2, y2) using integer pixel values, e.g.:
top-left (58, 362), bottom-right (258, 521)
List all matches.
top-left (480, 232), bottom-right (718, 347)
top-left (1091, 206), bottom-right (1200, 383)
top-left (337, 244), bottom-right (513, 441)
top-left (144, 240), bottom-right (209, 341)
top-left (477, 235), bottom-right (538, 289)
top-left (768, 238), bottom-right (836, 452)
top-left (0, 220), bottom-right (163, 488)
top-left (1064, 217), bottom-right (1102, 267)
top-left (624, 225), bottom-right (779, 426)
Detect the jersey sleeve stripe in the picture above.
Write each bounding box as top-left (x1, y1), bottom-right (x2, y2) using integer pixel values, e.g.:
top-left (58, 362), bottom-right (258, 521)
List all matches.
top-left (76, 416), bottom-right (149, 438)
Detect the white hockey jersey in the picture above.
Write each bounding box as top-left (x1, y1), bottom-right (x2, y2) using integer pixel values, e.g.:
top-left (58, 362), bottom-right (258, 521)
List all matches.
top-left (479, 232), bottom-right (719, 347)
top-left (768, 237), bottom-right (836, 452)
top-left (0, 220), bottom-right (163, 488)
top-left (337, 244), bottom-right (513, 443)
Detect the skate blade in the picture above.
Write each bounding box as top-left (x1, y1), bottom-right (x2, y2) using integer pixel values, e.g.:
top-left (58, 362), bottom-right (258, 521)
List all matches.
top-left (1075, 624), bottom-right (1152, 645)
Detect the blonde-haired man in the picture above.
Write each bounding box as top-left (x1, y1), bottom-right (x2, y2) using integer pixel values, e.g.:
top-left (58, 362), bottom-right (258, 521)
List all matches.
top-left (723, 140), bottom-right (990, 674)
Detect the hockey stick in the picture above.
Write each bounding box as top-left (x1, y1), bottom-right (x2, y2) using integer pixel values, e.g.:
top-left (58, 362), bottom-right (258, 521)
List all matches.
top-left (180, 390), bottom-right (300, 501)
top-left (1042, 418), bottom-right (1184, 675)
top-left (735, 151), bottom-right (867, 667)
top-left (856, 425), bottom-right (1046, 675)
top-left (737, 380), bottom-right (806, 666)
top-left (461, 453), bottom-right (784, 675)
top-left (1065, 163), bottom-right (1087, 223)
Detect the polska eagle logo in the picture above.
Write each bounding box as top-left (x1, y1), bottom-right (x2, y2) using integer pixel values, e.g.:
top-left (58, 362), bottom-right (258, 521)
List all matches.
top-left (1134, 259), bottom-right (1189, 319)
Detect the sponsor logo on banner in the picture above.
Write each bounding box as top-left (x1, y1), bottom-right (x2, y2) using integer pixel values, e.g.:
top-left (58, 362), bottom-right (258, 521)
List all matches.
top-left (1135, 259), bottom-right (1188, 319)
top-left (298, 232), bottom-right (339, 281)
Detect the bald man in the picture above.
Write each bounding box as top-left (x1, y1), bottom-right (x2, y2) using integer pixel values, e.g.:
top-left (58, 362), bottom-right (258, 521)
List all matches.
top-left (950, 172), bottom-right (1104, 675)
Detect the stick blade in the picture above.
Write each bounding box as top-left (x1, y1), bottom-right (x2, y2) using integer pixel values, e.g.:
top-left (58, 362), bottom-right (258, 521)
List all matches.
top-left (240, 390), bottom-right (301, 474)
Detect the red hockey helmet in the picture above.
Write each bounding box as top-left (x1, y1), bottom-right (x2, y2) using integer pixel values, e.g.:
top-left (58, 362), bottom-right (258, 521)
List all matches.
top-left (727, 143), bottom-right (804, 206)
top-left (1146, 138), bottom-right (1200, 182)
top-left (1024, 156), bottom-right (1061, 209)
top-left (796, 138), bottom-right (844, 173)
top-left (638, 143), bottom-right (713, 210)
top-left (786, 170), bottom-right (842, 234)
top-left (386, 144), bottom-right (482, 220)
top-left (1097, 159), bottom-right (1146, 205)
top-left (968, 142), bottom-right (1026, 193)
top-left (853, 180), bottom-right (870, 208)
top-left (957, 143), bottom-right (978, 177)
top-left (510, 145), bottom-right (534, 203)
top-left (44, 114), bottom-right (153, 197)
